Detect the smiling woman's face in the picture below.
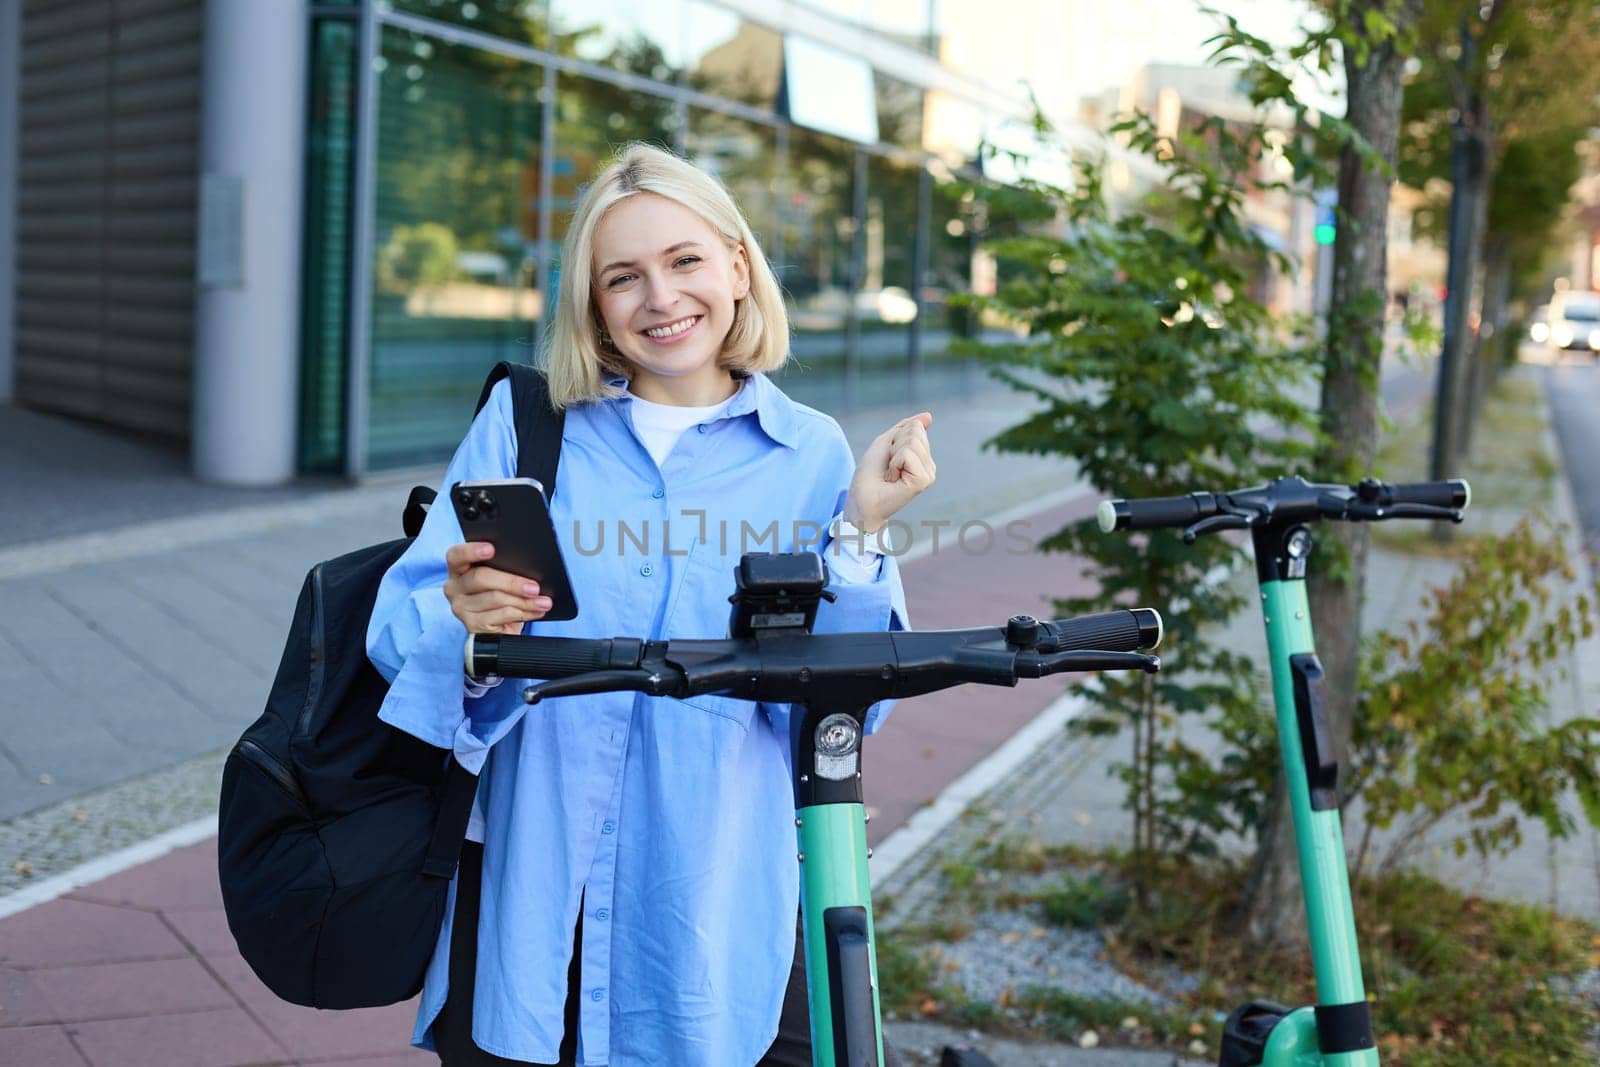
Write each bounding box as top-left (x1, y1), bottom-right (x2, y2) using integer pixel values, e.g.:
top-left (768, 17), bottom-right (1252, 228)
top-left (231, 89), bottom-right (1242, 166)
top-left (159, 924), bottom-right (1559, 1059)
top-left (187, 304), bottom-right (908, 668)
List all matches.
top-left (591, 192), bottom-right (751, 406)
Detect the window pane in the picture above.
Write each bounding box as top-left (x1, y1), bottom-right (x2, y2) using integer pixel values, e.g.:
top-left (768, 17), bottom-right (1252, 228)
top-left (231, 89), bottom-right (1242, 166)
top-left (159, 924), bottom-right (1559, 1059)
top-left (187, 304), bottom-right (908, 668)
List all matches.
top-left (856, 153), bottom-right (919, 402)
top-left (923, 89), bottom-right (982, 167)
top-left (386, 0), bottom-right (552, 48)
top-left (299, 18), bottom-right (357, 474)
top-left (549, 73), bottom-right (680, 249)
top-left (549, 0), bottom-right (686, 81)
top-left (684, 107), bottom-right (778, 253)
top-left (685, 2), bottom-right (782, 110)
top-left (925, 172), bottom-right (979, 360)
top-left (775, 130), bottom-right (857, 409)
top-left (782, 36), bottom-right (878, 145)
top-left (368, 26), bottom-right (545, 469)
top-left (875, 71), bottom-right (923, 150)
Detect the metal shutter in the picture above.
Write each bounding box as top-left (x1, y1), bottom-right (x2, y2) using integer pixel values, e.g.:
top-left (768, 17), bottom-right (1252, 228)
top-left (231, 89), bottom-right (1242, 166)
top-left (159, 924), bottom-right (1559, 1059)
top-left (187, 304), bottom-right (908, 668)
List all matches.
top-left (14, 0), bottom-right (201, 442)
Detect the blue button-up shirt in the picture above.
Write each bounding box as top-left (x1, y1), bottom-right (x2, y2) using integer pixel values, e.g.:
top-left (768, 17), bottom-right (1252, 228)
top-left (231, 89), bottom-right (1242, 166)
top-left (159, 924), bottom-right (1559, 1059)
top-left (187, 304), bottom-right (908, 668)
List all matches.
top-left (367, 371), bottom-right (908, 1065)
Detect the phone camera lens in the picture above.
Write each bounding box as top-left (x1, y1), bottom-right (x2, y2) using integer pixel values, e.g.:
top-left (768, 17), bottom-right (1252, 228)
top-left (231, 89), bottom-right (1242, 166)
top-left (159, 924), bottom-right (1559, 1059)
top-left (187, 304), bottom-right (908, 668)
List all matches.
top-left (463, 506), bottom-right (479, 521)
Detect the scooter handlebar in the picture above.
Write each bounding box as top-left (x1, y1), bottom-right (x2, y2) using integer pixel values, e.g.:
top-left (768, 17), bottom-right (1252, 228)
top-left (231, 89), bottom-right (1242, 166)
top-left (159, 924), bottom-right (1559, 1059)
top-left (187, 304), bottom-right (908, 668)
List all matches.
top-left (1098, 494), bottom-right (1214, 532)
top-left (1100, 477), bottom-right (1473, 537)
top-left (1373, 479), bottom-right (1470, 510)
top-left (466, 634), bottom-right (637, 681)
top-left (1038, 608), bottom-right (1163, 652)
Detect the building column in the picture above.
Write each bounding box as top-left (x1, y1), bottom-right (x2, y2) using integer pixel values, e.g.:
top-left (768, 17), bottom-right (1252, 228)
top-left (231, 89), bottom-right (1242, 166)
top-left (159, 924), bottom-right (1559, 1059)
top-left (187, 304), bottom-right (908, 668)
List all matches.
top-left (0, 0), bottom-right (20, 405)
top-left (191, 0), bottom-right (308, 485)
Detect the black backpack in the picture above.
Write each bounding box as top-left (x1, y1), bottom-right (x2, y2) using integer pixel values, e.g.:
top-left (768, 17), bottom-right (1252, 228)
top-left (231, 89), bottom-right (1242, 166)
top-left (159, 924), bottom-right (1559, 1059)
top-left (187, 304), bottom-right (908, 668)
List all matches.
top-left (218, 361), bottom-right (564, 1010)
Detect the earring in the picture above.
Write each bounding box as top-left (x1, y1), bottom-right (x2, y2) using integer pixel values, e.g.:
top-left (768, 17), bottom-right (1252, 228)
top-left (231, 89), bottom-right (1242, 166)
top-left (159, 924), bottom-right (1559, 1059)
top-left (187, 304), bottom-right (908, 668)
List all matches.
top-left (598, 326), bottom-right (612, 349)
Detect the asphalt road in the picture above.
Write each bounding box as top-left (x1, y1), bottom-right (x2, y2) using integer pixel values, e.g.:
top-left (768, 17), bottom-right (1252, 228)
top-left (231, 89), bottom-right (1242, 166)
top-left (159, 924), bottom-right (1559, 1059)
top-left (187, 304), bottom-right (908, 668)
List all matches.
top-left (1542, 354), bottom-right (1600, 555)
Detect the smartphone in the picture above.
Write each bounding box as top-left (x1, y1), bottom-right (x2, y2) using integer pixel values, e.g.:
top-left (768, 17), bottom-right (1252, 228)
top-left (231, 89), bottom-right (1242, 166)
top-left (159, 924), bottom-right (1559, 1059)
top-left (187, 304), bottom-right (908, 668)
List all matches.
top-left (450, 478), bottom-right (579, 622)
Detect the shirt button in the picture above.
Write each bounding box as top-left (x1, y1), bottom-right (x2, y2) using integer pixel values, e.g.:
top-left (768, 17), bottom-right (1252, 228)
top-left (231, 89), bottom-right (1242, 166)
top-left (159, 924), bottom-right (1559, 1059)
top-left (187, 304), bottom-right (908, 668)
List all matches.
top-left (652, 487), bottom-right (664, 499)
top-left (595, 908), bottom-right (610, 921)
top-left (602, 820), bottom-right (616, 834)
top-left (696, 423), bottom-right (708, 434)
top-left (639, 563), bottom-right (653, 577)
top-left (591, 989), bottom-right (605, 1002)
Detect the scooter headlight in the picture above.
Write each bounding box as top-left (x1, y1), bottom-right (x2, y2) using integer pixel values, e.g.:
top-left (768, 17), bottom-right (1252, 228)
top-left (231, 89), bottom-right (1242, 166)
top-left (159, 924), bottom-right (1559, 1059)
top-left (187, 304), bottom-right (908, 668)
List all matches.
top-left (1588, 330), bottom-right (1600, 351)
top-left (814, 713), bottom-right (862, 781)
top-left (1553, 324), bottom-right (1575, 347)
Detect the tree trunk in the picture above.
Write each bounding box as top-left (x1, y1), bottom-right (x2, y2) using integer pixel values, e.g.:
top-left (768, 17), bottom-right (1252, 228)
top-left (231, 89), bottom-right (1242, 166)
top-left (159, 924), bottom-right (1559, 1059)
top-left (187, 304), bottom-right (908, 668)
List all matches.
top-left (1430, 27), bottom-right (1493, 523)
top-left (1237, 3), bottom-right (1411, 948)
top-left (1455, 155), bottom-right (1496, 460)
top-left (1466, 235), bottom-right (1513, 446)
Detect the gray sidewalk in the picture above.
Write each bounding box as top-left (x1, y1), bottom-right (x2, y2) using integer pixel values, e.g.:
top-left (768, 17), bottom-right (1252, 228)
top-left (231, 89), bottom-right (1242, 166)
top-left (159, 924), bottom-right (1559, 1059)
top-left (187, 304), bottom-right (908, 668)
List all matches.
top-left (0, 370), bottom-right (1085, 889)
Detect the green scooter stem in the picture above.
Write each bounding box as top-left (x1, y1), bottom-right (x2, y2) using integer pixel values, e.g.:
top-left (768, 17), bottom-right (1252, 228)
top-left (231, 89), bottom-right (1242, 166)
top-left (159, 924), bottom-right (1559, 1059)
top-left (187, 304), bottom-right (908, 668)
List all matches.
top-left (1259, 578), bottom-right (1378, 1067)
top-left (797, 803), bottom-right (883, 1067)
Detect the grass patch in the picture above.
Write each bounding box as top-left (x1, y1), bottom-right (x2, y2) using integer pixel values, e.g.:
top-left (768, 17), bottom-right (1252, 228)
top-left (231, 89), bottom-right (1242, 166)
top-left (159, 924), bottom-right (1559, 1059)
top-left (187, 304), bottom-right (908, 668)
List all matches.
top-left (1015, 986), bottom-right (1212, 1049)
top-left (1376, 372), bottom-right (1556, 516)
top-left (882, 839), bottom-right (1599, 1063)
top-left (1037, 876), bottom-right (1131, 929)
top-left (876, 934), bottom-right (940, 1016)
top-left (1102, 856), bottom-right (1600, 1065)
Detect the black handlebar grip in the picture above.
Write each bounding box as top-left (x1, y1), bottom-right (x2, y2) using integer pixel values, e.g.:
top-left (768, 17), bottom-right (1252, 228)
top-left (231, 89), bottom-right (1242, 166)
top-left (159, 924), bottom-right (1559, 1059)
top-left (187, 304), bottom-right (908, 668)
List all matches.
top-left (1097, 493), bottom-right (1214, 532)
top-left (1383, 480), bottom-right (1471, 510)
top-left (466, 635), bottom-right (621, 680)
top-left (1040, 608), bottom-right (1164, 653)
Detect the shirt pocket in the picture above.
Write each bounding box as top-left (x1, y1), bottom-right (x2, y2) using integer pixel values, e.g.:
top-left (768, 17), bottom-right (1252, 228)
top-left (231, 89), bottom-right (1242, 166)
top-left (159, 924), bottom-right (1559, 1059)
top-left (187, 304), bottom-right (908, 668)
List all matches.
top-left (665, 539), bottom-right (757, 731)
top-left (672, 693), bottom-right (756, 730)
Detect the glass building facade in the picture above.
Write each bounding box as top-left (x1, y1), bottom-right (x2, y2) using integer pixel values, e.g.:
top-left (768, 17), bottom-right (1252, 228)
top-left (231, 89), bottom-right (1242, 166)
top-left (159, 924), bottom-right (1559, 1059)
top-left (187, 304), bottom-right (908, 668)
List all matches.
top-left (301, 0), bottom-right (1021, 474)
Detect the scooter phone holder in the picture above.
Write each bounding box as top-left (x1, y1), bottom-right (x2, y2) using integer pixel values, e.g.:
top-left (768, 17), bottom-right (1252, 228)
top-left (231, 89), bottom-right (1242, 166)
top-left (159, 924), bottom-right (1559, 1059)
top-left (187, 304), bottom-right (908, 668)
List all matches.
top-left (728, 552), bottom-right (835, 637)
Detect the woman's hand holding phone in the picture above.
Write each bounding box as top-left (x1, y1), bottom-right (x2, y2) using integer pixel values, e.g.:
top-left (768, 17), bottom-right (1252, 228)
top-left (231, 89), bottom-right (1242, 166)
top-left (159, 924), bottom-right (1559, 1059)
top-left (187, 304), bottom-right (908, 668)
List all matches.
top-left (443, 542), bottom-right (555, 635)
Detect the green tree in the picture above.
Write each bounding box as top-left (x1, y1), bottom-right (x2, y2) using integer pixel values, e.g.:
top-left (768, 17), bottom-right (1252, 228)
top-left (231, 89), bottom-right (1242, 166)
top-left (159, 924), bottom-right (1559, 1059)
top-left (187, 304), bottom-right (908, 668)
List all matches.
top-left (378, 222), bottom-right (462, 291)
top-left (1476, 123), bottom-right (1589, 383)
top-left (954, 106), bottom-right (1321, 903)
top-left (1206, 0), bottom-right (1426, 946)
top-left (1404, 1), bottom-right (1600, 488)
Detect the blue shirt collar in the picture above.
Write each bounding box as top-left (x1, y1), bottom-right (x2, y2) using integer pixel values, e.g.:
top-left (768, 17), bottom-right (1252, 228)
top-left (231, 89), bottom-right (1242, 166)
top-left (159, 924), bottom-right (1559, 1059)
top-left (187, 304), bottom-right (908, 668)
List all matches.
top-left (605, 370), bottom-right (799, 450)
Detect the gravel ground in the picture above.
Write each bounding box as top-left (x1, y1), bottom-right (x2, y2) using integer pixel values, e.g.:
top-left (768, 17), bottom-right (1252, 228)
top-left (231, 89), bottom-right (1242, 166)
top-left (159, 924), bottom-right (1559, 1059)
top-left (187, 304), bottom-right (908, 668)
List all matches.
top-left (883, 1020), bottom-right (1207, 1066)
top-left (913, 903), bottom-right (1193, 1011)
top-left (0, 747), bottom-right (224, 897)
top-left (875, 735), bottom-right (1212, 1062)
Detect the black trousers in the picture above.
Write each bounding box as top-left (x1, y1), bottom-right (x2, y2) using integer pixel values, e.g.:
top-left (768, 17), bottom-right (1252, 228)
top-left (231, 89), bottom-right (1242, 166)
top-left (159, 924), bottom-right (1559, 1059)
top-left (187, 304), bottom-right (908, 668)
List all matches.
top-left (433, 843), bottom-right (899, 1066)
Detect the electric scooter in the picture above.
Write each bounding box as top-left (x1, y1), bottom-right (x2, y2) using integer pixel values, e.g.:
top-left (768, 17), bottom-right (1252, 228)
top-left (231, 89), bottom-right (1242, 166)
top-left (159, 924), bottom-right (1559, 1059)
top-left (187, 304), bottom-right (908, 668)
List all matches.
top-left (1099, 475), bottom-right (1470, 1067)
top-left (466, 550), bottom-right (1165, 1067)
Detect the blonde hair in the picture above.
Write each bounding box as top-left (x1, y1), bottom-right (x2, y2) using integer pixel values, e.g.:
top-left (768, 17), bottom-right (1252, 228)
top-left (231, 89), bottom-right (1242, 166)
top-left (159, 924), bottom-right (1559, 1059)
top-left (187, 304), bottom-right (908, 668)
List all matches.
top-left (541, 142), bottom-right (790, 408)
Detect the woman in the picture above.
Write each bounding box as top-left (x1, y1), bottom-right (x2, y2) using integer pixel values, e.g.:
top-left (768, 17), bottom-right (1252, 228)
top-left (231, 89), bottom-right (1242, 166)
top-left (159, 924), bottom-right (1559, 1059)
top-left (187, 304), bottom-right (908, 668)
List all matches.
top-left (368, 142), bottom-right (935, 1066)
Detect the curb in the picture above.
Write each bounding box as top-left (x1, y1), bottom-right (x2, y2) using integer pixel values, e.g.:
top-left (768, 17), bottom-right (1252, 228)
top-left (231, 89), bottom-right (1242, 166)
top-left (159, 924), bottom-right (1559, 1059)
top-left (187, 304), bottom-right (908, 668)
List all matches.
top-left (0, 814), bottom-right (217, 921)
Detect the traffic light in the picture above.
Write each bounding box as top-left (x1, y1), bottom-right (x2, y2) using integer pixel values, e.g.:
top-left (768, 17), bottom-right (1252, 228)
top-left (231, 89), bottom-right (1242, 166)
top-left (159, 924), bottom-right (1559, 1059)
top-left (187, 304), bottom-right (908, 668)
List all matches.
top-left (1313, 187), bottom-right (1337, 245)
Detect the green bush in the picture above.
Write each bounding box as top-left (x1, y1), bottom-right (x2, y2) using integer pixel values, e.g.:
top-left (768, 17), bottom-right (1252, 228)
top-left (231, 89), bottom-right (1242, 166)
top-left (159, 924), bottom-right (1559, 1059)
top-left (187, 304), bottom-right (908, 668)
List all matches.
top-left (1348, 515), bottom-right (1600, 877)
top-left (1038, 876), bottom-right (1131, 929)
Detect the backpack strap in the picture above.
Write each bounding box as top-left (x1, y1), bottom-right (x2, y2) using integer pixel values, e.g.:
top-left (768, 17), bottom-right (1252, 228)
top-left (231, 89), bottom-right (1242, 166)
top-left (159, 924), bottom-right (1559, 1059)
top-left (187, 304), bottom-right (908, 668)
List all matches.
top-left (423, 362), bottom-right (567, 880)
top-left (402, 485), bottom-right (435, 539)
top-left (423, 758), bottom-right (481, 879)
top-left (474, 360), bottom-right (565, 496)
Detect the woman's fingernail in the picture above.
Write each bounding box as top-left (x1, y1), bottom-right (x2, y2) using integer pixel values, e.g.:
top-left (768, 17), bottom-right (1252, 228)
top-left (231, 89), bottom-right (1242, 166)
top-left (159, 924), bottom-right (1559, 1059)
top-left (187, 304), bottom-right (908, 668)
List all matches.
top-left (477, 544), bottom-right (493, 558)
top-left (536, 598), bottom-right (553, 610)
top-left (523, 582), bottom-right (540, 596)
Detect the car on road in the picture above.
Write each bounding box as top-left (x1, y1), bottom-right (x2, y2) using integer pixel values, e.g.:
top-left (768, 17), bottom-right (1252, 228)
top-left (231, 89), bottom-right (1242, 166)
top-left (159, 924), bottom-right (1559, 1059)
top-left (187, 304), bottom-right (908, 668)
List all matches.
top-left (1547, 290), bottom-right (1600, 352)
top-left (1529, 304), bottom-right (1550, 344)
